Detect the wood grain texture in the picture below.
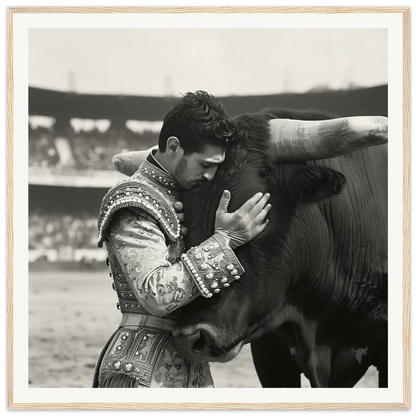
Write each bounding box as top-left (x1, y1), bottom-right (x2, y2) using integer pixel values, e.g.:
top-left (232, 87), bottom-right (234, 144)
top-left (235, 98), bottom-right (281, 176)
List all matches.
top-left (401, 7), bottom-right (410, 411)
top-left (6, 5), bottom-right (409, 410)
top-left (6, 402), bottom-right (411, 410)
top-left (6, 7), bottom-right (14, 411)
top-left (6, 6), bottom-right (411, 14)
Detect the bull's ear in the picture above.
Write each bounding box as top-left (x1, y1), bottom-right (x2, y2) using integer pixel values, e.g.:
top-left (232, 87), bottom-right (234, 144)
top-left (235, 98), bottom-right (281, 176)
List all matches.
top-left (289, 165), bottom-right (346, 204)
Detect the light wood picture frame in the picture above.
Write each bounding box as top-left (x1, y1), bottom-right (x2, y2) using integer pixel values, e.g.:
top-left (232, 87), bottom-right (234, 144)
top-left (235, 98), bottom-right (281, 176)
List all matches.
top-left (7, 6), bottom-right (409, 410)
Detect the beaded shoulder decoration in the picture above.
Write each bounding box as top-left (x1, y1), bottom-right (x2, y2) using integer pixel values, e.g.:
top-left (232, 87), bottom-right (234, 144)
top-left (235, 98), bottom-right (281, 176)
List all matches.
top-left (97, 179), bottom-right (181, 247)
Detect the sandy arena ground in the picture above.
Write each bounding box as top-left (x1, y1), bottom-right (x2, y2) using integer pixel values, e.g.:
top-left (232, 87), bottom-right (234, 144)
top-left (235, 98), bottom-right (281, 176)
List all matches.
top-left (28, 269), bottom-right (378, 388)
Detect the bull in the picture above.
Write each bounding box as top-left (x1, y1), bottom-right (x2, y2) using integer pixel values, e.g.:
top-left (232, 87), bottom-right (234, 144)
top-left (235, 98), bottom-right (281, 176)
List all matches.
top-left (114, 108), bottom-right (387, 388)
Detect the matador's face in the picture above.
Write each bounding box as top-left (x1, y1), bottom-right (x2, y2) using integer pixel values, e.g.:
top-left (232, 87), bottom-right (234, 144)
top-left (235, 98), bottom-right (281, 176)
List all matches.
top-left (174, 144), bottom-right (226, 190)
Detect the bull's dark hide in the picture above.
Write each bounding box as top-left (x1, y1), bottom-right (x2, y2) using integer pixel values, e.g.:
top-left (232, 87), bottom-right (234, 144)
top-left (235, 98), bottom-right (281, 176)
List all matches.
top-left (173, 107), bottom-right (387, 388)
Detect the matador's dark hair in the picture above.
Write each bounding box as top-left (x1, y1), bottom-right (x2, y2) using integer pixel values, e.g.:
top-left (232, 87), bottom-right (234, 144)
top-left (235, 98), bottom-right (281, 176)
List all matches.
top-left (158, 90), bottom-right (235, 154)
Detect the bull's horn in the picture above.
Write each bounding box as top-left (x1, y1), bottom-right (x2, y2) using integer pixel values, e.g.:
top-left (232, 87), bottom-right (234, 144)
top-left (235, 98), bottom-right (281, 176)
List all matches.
top-left (269, 116), bottom-right (388, 161)
top-left (112, 146), bottom-right (158, 176)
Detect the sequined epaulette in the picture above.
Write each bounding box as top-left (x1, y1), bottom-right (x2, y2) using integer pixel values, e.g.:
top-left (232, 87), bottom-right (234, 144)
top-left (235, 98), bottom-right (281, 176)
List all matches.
top-left (97, 180), bottom-right (180, 247)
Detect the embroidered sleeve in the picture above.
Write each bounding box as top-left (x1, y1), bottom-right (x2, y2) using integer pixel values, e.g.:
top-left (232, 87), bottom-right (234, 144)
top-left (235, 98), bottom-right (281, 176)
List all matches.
top-left (106, 207), bottom-right (246, 316)
top-left (106, 208), bottom-right (199, 317)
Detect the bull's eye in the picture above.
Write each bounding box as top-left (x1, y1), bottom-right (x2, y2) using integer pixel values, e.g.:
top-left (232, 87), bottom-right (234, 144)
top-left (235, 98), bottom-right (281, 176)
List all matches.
top-left (260, 166), bottom-right (272, 180)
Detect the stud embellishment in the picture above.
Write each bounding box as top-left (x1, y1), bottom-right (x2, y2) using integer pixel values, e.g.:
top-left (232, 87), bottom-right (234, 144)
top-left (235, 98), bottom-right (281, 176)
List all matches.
top-left (125, 363), bottom-right (134, 372)
top-left (181, 235), bottom-right (245, 298)
top-left (173, 201), bottom-right (183, 211)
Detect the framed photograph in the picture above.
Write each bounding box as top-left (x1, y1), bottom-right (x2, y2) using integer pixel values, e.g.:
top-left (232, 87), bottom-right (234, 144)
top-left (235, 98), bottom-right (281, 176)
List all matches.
top-left (7, 6), bottom-right (409, 410)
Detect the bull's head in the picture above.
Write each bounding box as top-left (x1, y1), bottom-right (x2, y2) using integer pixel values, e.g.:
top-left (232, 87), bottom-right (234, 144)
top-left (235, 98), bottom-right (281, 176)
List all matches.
top-left (112, 111), bottom-right (387, 363)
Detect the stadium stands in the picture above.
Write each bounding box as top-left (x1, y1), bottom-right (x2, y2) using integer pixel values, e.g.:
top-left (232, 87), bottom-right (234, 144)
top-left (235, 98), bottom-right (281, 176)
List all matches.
top-left (29, 124), bottom-right (158, 171)
top-left (29, 211), bottom-right (104, 263)
top-left (29, 126), bottom-right (60, 168)
top-left (29, 211), bottom-right (97, 250)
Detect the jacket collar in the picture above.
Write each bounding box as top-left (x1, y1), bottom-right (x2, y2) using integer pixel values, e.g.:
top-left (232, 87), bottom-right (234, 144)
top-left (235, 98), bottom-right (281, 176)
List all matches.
top-left (134, 151), bottom-right (182, 195)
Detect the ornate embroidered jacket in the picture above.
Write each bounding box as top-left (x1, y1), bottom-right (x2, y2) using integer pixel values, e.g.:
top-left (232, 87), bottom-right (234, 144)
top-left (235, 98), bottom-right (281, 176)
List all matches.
top-left (93, 155), bottom-right (244, 388)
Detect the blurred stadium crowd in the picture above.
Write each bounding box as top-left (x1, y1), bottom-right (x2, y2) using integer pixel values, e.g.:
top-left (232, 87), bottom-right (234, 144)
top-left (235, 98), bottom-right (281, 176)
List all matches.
top-left (29, 210), bottom-right (97, 250)
top-left (29, 123), bottom-right (158, 261)
top-left (29, 124), bottom-right (157, 171)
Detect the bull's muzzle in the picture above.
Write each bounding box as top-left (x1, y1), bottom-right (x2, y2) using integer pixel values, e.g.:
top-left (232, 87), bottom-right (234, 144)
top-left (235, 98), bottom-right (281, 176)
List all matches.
top-left (173, 323), bottom-right (244, 363)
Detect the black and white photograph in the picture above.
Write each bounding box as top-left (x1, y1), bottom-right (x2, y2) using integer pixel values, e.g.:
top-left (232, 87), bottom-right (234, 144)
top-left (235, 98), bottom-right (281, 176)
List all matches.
top-left (7, 6), bottom-right (408, 410)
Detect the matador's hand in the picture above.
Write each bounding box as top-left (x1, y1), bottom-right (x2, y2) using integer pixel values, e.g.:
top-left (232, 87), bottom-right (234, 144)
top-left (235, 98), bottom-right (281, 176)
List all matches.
top-left (214, 190), bottom-right (271, 249)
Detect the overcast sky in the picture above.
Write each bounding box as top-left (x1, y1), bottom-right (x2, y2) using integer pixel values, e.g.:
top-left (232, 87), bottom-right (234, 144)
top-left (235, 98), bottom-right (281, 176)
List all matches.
top-left (29, 28), bottom-right (387, 98)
